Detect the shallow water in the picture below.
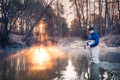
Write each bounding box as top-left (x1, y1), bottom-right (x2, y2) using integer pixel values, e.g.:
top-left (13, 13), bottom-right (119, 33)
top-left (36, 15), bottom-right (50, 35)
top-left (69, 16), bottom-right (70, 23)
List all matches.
top-left (56, 59), bottom-right (78, 80)
top-left (0, 47), bottom-right (120, 80)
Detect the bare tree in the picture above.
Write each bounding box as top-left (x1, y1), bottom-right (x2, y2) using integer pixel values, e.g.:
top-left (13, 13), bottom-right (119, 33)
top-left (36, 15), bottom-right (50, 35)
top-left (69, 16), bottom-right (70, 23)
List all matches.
top-left (99, 0), bottom-right (103, 36)
top-left (105, 0), bottom-right (112, 34)
top-left (0, 0), bottom-right (26, 48)
top-left (74, 0), bottom-right (81, 29)
top-left (117, 0), bottom-right (120, 22)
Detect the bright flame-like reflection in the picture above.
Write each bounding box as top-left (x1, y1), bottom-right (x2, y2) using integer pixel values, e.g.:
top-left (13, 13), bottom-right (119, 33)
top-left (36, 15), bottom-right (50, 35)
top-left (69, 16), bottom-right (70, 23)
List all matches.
top-left (6, 45), bottom-right (66, 71)
top-left (33, 48), bottom-right (50, 65)
top-left (31, 47), bottom-right (52, 70)
top-left (27, 46), bottom-right (66, 70)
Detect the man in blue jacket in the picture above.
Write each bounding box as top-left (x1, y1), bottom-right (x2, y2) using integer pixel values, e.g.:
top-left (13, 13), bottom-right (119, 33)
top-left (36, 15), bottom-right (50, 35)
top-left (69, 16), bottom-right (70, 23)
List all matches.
top-left (86, 27), bottom-right (100, 64)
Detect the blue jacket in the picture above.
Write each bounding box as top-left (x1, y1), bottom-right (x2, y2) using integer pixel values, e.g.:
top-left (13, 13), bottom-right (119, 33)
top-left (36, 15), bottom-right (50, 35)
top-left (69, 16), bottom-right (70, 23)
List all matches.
top-left (89, 31), bottom-right (99, 48)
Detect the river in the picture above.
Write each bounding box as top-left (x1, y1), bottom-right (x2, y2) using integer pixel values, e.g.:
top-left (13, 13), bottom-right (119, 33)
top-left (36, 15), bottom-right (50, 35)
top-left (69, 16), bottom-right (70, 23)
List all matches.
top-left (0, 46), bottom-right (120, 80)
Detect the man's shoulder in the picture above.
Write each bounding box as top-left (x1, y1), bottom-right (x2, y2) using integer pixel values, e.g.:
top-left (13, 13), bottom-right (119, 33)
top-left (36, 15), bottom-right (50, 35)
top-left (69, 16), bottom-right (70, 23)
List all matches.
top-left (93, 31), bottom-right (99, 36)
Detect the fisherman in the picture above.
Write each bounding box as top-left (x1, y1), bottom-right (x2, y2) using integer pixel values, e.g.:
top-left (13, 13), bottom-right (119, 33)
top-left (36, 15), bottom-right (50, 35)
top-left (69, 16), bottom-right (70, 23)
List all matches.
top-left (86, 26), bottom-right (100, 64)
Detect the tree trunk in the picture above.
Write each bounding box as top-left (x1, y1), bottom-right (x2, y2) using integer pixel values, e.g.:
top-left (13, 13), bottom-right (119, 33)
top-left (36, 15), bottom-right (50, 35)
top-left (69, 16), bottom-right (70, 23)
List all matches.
top-left (99, 0), bottom-right (102, 36)
top-left (117, 0), bottom-right (120, 23)
top-left (86, 0), bottom-right (89, 27)
top-left (1, 18), bottom-right (9, 48)
top-left (93, 0), bottom-right (95, 26)
top-left (105, 0), bottom-right (111, 34)
top-left (105, 0), bottom-right (108, 35)
top-left (111, 1), bottom-right (115, 33)
top-left (74, 0), bottom-right (81, 36)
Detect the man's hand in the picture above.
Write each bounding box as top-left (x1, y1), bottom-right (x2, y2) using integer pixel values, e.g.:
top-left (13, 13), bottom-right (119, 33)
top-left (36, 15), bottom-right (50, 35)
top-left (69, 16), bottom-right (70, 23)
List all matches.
top-left (86, 46), bottom-right (90, 49)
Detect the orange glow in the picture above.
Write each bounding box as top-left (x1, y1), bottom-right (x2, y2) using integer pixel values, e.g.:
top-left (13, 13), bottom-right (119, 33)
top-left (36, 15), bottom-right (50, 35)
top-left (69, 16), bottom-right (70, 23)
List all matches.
top-left (8, 45), bottom-right (66, 71)
top-left (31, 47), bottom-right (52, 70)
top-left (33, 48), bottom-right (50, 65)
top-left (5, 45), bottom-right (66, 71)
top-left (28, 46), bottom-right (66, 70)
top-left (40, 23), bottom-right (45, 33)
top-left (34, 20), bottom-right (46, 35)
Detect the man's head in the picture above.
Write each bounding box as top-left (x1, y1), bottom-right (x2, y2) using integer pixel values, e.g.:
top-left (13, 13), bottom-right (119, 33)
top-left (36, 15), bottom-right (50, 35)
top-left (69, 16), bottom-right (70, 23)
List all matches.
top-left (88, 27), bottom-right (94, 34)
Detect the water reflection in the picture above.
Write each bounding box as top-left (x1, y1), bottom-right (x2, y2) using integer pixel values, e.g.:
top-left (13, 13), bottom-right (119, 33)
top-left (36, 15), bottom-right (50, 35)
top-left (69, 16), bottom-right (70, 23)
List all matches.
top-left (0, 47), bottom-right (119, 80)
top-left (61, 59), bottom-right (77, 80)
top-left (90, 63), bottom-right (100, 80)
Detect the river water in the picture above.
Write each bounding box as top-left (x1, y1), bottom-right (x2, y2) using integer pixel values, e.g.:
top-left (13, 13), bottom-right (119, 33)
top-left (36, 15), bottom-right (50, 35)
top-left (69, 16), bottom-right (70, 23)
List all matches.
top-left (53, 59), bottom-right (78, 80)
top-left (0, 47), bottom-right (120, 80)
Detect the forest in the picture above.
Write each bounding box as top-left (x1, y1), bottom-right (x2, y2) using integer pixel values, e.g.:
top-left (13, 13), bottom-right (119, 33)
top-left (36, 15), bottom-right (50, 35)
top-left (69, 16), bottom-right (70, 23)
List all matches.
top-left (0, 0), bottom-right (120, 48)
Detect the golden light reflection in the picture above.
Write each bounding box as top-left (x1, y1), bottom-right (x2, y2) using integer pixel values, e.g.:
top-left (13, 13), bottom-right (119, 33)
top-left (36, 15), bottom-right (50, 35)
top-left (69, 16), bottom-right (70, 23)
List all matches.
top-left (34, 20), bottom-right (46, 35)
top-left (27, 46), bottom-right (66, 70)
top-left (6, 45), bottom-right (66, 71)
top-left (40, 23), bottom-right (45, 33)
top-left (33, 48), bottom-right (50, 65)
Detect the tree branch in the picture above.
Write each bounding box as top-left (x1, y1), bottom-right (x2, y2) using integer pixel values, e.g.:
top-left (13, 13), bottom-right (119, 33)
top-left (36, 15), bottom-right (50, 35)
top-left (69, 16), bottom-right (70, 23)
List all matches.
top-left (25, 0), bottom-right (55, 39)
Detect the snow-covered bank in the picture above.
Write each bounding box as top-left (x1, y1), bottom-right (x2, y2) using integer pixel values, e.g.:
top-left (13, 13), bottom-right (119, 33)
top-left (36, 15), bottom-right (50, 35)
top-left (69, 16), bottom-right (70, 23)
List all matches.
top-left (57, 36), bottom-right (120, 53)
top-left (7, 34), bottom-right (120, 49)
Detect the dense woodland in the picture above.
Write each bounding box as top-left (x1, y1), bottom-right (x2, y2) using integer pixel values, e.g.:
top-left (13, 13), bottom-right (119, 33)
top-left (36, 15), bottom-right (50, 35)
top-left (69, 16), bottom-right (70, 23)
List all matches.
top-left (0, 0), bottom-right (120, 47)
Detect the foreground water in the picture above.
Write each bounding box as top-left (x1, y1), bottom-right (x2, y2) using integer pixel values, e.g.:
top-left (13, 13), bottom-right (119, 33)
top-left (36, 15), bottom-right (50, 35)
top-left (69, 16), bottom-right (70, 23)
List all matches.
top-left (0, 47), bottom-right (120, 80)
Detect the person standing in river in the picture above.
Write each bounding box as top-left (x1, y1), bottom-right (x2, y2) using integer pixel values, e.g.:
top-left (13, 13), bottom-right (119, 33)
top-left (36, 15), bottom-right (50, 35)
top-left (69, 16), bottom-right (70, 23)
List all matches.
top-left (86, 26), bottom-right (100, 64)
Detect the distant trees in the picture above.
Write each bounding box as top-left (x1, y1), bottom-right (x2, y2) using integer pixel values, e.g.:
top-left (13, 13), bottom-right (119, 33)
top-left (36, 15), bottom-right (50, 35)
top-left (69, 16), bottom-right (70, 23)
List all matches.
top-left (69, 0), bottom-right (120, 38)
top-left (70, 18), bottom-right (80, 36)
top-left (45, 0), bottom-right (68, 37)
top-left (48, 0), bottom-right (69, 37)
top-left (69, 0), bottom-right (88, 39)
